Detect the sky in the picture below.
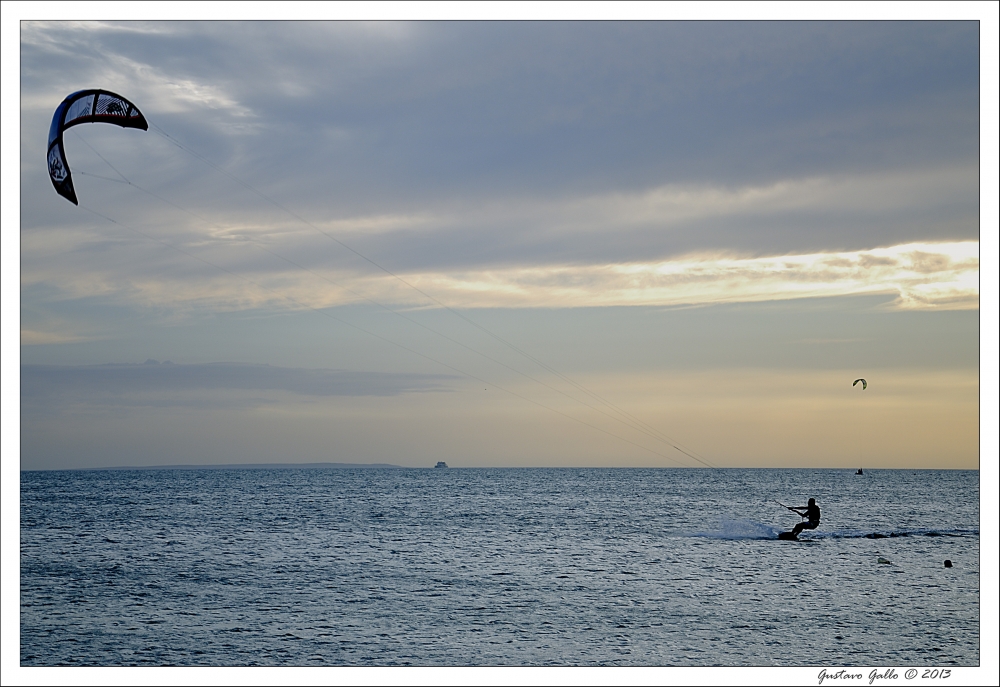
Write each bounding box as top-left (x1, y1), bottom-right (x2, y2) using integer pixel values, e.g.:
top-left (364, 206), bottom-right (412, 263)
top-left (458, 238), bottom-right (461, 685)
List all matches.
top-left (6, 11), bottom-right (997, 472)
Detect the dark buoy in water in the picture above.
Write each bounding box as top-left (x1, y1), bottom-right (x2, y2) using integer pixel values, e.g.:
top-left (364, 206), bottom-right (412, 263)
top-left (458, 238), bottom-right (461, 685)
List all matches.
top-left (944, 559), bottom-right (953, 568)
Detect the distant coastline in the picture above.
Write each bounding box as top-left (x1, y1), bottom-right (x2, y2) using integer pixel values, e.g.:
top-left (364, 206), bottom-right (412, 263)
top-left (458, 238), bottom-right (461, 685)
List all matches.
top-left (26, 462), bottom-right (408, 472)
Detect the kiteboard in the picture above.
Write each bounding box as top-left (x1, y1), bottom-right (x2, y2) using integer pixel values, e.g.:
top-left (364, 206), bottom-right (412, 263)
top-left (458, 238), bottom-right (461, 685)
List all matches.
top-left (777, 531), bottom-right (799, 541)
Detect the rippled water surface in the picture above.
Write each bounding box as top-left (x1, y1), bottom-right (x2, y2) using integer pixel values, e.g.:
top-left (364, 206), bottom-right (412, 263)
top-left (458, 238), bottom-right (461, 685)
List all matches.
top-left (21, 468), bottom-right (979, 666)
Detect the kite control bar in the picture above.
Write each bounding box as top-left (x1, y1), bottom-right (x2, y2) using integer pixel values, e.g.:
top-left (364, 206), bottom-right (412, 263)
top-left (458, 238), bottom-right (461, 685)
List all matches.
top-left (774, 500), bottom-right (804, 517)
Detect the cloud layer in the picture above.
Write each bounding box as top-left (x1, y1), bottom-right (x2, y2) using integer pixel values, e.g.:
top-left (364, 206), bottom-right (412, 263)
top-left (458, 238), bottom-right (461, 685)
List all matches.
top-left (387, 241), bottom-right (980, 310)
top-left (19, 236), bottom-right (979, 329)
top-left (21, 22), bottom-right (978, 241)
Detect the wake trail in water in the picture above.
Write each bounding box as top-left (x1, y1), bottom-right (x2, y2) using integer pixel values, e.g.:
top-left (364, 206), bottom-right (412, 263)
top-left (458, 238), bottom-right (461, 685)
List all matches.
top-left (690, 520), bottom-right (782, 540)
top-left (688, 521), bottom-right (979, 541)
top-left (812, 527), bottom-right (979, 540)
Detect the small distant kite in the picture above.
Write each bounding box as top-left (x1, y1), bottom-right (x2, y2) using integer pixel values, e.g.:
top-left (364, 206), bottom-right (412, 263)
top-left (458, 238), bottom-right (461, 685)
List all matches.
top-left (853, 378), bottom-right (867, 390)
top-left (47, 89), bottom-right (148, 205)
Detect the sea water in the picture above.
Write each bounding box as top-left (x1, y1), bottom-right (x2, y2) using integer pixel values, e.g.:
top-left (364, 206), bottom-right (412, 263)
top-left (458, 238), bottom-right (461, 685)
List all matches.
top-left (20, 468), bottom-right (980, 666)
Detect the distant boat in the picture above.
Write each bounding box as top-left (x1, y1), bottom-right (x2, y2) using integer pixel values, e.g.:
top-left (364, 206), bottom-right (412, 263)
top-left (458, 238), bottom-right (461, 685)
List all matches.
top-left (435, 461), bottom-right (448, 469)
top-left (856, 468), bottom-right (864, 475)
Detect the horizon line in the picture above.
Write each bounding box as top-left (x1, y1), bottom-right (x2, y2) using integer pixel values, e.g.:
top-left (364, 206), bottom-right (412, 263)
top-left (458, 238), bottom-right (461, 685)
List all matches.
top-left (19, 463), bottom-right (979, 472)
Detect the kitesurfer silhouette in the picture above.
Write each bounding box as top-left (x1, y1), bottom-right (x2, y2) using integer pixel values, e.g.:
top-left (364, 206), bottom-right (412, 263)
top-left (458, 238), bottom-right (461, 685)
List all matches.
top-left (788, 498), bottom-right (821, 537)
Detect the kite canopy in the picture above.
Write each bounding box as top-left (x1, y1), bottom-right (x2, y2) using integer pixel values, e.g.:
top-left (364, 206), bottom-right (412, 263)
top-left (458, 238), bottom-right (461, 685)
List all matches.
top-left (47, 89), bottom-right (148, 204)
top-left (853, 378), bottom-right (867, 390)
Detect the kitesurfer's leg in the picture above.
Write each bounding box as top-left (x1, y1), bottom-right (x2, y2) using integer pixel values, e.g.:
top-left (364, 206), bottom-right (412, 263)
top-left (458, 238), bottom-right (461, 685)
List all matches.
top-left (792, 521), bottom-right (818, 537)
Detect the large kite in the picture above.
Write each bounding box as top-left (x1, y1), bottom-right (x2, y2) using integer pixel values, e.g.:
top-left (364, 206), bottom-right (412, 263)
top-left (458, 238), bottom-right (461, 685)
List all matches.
top-left (47, 89), bottom-right (148, 205)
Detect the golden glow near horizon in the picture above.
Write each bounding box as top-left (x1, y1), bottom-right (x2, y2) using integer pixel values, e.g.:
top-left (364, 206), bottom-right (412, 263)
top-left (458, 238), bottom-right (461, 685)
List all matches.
top-left (23, 367), bottom-right (974, 470)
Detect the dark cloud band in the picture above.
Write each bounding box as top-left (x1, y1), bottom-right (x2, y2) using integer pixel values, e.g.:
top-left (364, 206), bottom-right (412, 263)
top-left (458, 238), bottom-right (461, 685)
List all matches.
top-left (21, 361), bottom-right (455, 404)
